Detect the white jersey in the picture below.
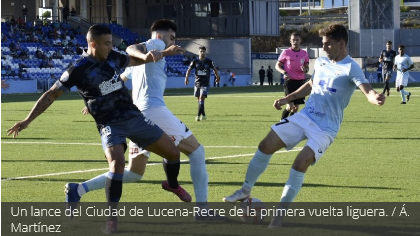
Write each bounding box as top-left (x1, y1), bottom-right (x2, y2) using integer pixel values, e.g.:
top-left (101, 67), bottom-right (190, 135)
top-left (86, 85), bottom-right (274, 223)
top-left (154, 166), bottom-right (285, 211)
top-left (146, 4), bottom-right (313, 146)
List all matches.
top-left (394, 54), bottom-right (413, 81)
top-left (302, 56), bottom-right (368, 138)
top-left (121, 38), bottom-right (167, 111)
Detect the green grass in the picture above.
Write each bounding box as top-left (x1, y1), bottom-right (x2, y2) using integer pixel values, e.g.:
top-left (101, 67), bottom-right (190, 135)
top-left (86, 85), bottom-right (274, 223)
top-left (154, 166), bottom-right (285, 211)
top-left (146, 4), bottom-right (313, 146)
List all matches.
top-left (1, 84), bottom-right (420, 203)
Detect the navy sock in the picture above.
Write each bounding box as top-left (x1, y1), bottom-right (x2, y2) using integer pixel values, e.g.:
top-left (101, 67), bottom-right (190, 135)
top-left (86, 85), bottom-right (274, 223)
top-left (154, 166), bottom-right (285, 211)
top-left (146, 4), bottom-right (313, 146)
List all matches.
top-left (163, 159), bottom-right (180, 188)
top-left (281, 110), bottom-right (290, 120)
top-left (105, 172), bottom-right (123, 221)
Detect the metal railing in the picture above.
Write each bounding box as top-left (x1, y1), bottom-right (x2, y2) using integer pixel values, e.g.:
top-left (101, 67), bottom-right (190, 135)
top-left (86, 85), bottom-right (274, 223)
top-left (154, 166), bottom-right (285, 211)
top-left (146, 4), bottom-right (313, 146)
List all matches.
top-left (279, 14), bottom-right (348, 25)
top-left (279, 12), bottom-right (420, 26)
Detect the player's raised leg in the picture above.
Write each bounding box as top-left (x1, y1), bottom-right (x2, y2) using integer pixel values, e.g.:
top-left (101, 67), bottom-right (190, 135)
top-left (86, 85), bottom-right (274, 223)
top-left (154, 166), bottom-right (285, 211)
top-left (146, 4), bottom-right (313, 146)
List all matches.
top-left (223, 129), bottom-right (286, 202)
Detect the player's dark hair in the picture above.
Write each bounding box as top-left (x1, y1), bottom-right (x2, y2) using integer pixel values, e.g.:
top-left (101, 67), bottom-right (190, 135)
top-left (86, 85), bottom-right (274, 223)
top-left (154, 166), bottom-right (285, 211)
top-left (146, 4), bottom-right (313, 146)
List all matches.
top-left (319, 23), bottom-right (348, 45)
top-left (199, 46), bottom-right (206, 51)
top-left (87, 24), bottom-right (112, 42)
top-left (398, 44), bottom-right (405, 50)
top-left (386, 41), bottom-right (392, 45)
top-left (291, 32), bottom-right (301, 38)
top-left (151, 19), bottom-right (177, 32)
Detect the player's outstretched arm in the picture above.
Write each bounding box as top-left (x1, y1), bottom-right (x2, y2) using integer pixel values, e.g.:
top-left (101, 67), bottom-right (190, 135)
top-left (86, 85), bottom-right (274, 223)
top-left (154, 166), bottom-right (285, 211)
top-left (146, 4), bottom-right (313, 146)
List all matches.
top-left (161, 45), bottom-right (185, 57)
top-left (126, 44), bottom-right (161, 66)
top-left (7, 85), bottom-right (64, 138)
top-left (185, 67), bottom-right (192, 86)
top-left (358, 83), bottom-right (385, 106)
top-left (213, 67), bottom-right (220, 83)
top-left (274, 80), bottom-right (312, 110)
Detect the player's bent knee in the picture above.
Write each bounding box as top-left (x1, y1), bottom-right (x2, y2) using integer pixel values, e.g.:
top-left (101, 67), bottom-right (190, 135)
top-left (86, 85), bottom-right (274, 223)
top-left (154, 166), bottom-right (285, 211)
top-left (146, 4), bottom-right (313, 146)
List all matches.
top-left (292, 157), bottom-right (314, 173)
top-left (163, 147), bottom-right (180, 162)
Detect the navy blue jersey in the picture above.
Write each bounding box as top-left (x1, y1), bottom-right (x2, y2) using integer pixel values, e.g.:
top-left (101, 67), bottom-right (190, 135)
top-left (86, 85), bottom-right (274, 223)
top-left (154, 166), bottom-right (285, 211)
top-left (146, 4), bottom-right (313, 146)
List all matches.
top-left (379, 50), bottom-right (396, 70)
top-left (55, 50), bottom-right (141, 127)
top-left (189, 57), bottom-right (215, 87)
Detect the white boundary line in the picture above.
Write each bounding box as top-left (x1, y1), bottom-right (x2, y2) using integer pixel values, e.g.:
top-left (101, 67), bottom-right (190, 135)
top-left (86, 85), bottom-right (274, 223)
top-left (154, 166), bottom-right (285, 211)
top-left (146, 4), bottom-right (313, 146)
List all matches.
top-left (1, 148), bottom-right (302, 181)
top-left (1, 141), bottom-right (257, 148)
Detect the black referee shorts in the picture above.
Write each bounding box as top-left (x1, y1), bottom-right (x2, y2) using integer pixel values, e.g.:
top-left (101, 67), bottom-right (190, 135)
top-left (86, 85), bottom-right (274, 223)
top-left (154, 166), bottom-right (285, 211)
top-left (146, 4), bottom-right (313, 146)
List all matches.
top-left (284, 79), bottom-right (306, 104)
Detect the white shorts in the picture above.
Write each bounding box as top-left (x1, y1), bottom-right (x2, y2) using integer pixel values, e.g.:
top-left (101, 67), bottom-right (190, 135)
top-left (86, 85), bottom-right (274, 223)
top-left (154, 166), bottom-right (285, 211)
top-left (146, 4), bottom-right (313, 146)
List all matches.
top-left (271, 112), bottom-right (334, 163)
top-left (129, 106), bottom-right (193, 158)
top-left (395, 73), bottom-right (409, 88)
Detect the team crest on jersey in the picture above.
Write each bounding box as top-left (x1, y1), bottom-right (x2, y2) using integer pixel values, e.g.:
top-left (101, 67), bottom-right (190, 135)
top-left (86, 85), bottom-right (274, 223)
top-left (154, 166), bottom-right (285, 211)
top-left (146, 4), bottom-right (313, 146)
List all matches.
top-left (98, 72), bottom-right (122, 95)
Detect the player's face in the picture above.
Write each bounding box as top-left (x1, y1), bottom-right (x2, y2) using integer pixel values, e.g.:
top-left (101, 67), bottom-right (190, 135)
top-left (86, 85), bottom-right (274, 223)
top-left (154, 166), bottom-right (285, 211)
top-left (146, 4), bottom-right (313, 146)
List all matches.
top-left (93, 34), bottom-right (112, 61)
top-left (322, 36), bottom-right (342, 61)
top-left (398, 47), bottom-right (404, 55)
top-left (290, 35), bottom-right (301, 49)
top-left (199, 49), bottom-right (206, 56)
top-left (386, 43), bottom-right (392, 51)
top-left (161, 29), bottom-right (176, 48)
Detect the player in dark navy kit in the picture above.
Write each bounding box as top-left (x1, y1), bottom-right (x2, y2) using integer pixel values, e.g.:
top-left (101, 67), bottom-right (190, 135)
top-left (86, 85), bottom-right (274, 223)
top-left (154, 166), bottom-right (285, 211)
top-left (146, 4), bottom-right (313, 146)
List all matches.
top-left (379, 41), bottom-right (397, 96)
top-left (185, 46), bottom-right (220, 121)
top-left (7, 24), bottom-right (188, 234)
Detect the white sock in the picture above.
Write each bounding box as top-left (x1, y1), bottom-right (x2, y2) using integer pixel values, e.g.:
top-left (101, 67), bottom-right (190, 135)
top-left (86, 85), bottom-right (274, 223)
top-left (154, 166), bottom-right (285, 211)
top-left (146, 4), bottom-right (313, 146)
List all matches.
top-left (81, 169), bottom-right (142, 196)
top-left (280, 168), bottom-right (305, 204)
top-left (188, 145), bottom-right (208, 202)
top-left (400, 90), bottom-right (407, 102)
top-left (242, 149), bottom-right (272, 193)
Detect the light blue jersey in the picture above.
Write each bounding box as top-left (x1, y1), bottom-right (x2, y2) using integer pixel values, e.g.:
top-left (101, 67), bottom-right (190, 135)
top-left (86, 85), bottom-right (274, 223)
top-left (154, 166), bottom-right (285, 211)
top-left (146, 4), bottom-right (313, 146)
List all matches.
top-left (121, 39), bottom-right (167, 111)
top-left (302, 56), bottom-right (368, 138)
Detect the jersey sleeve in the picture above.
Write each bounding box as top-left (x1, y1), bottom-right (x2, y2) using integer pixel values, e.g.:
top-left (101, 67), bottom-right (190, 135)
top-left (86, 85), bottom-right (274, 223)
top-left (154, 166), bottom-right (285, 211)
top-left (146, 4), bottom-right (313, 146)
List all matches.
top-left (305, 51), bottom-right (309, 63)
top-left (107, 50), bottom-right (129, 69)
top-left (209, 59), bottom-right (215, 69)
top-left (121, 66), bottom-right (132, 80)
top-left (55, 66), bottom-right (79, 91)
top-left (350, 62), bottom-right (368, 86)
top-left (379, 51), bottom-right (384, 59)
top-left (278, 50), bottom-right (287, 63)
top-left (145, 39), bottom-right (166, 52)
top-left (407, 56), bottom-right (414, 66)
top-left (188, 59), bottom-right (196, 69)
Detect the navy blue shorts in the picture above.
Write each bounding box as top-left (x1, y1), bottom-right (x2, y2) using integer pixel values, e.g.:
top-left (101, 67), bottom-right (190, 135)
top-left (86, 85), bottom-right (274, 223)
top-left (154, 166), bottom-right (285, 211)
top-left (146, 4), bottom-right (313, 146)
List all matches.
top-left (99, 114), bottom-right (163, 151)
top-left (194, 86), bottom-right (208, 98)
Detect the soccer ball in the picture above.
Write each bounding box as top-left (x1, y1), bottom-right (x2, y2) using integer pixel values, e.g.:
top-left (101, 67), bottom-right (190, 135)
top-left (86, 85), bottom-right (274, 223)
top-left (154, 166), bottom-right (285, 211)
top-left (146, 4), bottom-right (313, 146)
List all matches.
top-left (238, 198), bottom-right (266, 224)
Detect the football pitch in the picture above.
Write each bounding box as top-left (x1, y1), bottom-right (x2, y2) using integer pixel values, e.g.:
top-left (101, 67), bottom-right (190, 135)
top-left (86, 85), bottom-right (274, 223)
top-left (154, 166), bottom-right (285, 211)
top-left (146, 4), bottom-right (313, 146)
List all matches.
top-left (1, 85), bottom-right (420, 203)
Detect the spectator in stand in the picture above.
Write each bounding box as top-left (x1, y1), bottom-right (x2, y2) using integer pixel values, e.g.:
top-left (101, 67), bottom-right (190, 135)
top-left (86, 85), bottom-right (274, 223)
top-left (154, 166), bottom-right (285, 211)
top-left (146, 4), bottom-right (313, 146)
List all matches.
top-left (35, 47), bottom-right (43, 59)
top-left (33, 33), bottom-right (39, 43)
top-left (70, 36), bottom-right (78, 46)
top-left (63, 5), bottom-right (70, 23)
top-left (118, 40), bottom-right (128, 51)
top-left (117, 39), bottom-right (127, 51)
top-left (52, 49), bottom-right (63, 59)
top-left (54, 21), bottom-right (61, 30)
top-left (62, 36), bottom-right (69, 47)
top-left (76, 25), bottom-right (82, 35)
top-left (1, 33), bottom-right (7, 42)
top-left (10, 16), bottom-right (16, 27)
top-left (19, 49), bottom-right (28, 60)
top-left (53, 36), bottom-right (62, 47)
top-left (15, 42), bottom-right (21, 51)
top-left (75, 45), bottom-right (83, 55)
top-left (5, 17), bottom-right (11, 26)
top-left (70, 7), bottom-right (77, 16)
top-left (34, 15), bottom-right (43, 27)
top-left (22, 5), bottom-right (28, 22)
top-left (46, 58), bottom-right (55, 68)
top-left (2, 80), bottom-right (10, 90)
top-left (40, 59), bottom-right (48, 68)
top-left (17, 17), bottom-right (25, 29)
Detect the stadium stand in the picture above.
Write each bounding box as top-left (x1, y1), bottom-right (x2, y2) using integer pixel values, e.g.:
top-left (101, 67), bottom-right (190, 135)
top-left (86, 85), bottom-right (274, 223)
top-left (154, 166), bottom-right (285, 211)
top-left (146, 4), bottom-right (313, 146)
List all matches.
top-left (1, 21), bottom-right (194, 92)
